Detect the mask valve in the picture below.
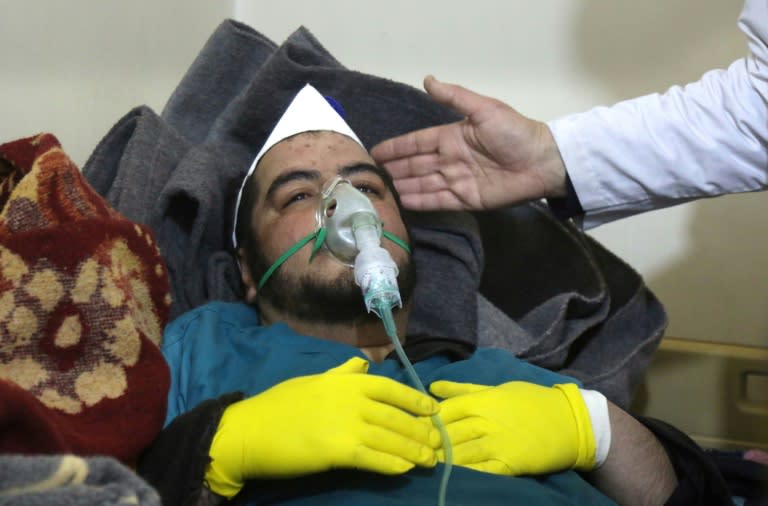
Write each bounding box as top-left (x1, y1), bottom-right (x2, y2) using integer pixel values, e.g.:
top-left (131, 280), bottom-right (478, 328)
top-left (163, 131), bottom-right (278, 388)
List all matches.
top-left (351, 212), bottom-right (402, 316)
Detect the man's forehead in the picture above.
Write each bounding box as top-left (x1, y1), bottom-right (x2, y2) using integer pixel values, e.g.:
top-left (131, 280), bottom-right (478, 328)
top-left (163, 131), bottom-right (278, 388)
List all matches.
top-left (258, 162), bottom-right (388, 196)
top-left (277, 130), bottom-right (364, 154)
top-left (256, 132), bottom-right (373, 182)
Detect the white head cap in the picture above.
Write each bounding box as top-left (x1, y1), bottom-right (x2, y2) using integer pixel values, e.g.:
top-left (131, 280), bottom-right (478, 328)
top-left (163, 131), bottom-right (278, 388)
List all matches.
top-left (232, 83), bottom-right (364, 249)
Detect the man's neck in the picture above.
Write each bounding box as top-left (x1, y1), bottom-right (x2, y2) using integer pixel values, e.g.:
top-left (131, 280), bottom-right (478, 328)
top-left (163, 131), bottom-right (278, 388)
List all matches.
top-left (258, 303), bottom-right (410, 363)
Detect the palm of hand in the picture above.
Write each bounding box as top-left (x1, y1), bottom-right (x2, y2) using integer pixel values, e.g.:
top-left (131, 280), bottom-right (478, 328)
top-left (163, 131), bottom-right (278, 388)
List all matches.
top-left (457, 104), bottom-right (552, 209)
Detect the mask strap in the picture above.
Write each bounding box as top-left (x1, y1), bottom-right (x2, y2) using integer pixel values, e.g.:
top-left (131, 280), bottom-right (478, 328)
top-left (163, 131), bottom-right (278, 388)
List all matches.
top-left (257, 229), bottom-right (325, 290)
top-left (257, 228), bottom-right (410, 290)
top-left (382, 230), bottom-right (411, 254)
top-left (309, 227), bottom-right (327, 260)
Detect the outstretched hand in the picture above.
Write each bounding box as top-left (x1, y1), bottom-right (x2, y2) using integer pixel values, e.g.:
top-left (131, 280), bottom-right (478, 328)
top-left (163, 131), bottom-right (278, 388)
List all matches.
top-left (371, 75), bottom-right (568, 211)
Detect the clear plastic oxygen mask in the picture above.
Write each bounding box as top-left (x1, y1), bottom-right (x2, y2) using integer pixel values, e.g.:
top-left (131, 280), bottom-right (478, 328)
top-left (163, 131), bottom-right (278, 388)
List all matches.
top-left (317, 177), bottom-right (402, 316)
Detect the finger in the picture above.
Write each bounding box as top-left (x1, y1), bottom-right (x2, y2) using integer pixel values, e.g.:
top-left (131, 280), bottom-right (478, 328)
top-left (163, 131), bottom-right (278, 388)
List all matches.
top-left (371, 124), bottom-right (443, 164)
top-left (360, 376), bottom-right (439, 416)
top-left (392, 173), bottom-right (447, 197)
top-left (430, 380), bottom-right (489, 399)
top-left (361, 425), bottom-right (438, 468)
top-left (423, 75), bottom-right (498, 120)
top-left (393, 170), bottom-right (464, 211)
top-left (363, 404), bottom-right (442, 449)
top-left (349, 446), bottom-right (415, 475)
top-left (325, 356), bottom-right (369, 375)
top-left (441, 417), bottom-right (487, 446)
top-left (398, 190), bottom-right (467, 212)
top-left (386, 154), bottom-right (477, 191)
top-left (445, 437), bottom-right (494, 467)
top-left (437, 392), bottom-right (494, 424)
top-left (380, 152), bottom-right (444, 180)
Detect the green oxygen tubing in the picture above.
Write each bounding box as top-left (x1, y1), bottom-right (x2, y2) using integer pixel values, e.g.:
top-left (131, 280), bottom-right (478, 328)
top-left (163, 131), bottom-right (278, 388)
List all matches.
top-left (349, 210), bottom-right (453, 506)
top-left (374, 300), bottom-right (454, 506)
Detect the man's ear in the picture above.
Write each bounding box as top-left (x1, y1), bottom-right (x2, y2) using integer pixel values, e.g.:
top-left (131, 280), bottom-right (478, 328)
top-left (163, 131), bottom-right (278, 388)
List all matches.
top-left (237, 248), bottom-right (258, 304)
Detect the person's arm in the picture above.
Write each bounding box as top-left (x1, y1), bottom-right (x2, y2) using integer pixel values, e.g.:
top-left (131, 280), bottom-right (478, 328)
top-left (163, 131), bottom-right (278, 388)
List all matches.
top-left (137, 392), bottom-right (243, 506)
top-left (633, 416), bottom-right (735, 505)
top-left (586, 402), bottom-right (677, 506)
top-left (548, 0), bottom-right (768, 228)
top-left (374, 0), bottom-right (767, 229)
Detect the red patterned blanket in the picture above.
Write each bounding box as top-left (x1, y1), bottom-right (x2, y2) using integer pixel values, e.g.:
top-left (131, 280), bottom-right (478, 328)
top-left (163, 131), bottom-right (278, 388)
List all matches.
top-left (0, 134), bottom-right (170, 466)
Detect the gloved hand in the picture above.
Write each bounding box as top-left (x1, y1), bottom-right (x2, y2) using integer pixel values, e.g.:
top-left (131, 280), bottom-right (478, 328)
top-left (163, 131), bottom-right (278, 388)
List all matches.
top-left (429, 380), bottom-right (610, 476)
top-left (206, 357), bottom-right (441, 498)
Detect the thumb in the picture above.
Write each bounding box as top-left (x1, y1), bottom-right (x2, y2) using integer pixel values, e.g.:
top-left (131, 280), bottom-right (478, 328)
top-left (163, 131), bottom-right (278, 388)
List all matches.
top-left (423, 75), bottom-right (492, 119)
top-left (430, 380), bottom-right (490, 399)
top-left (325, 356), bottom-right (369, 375)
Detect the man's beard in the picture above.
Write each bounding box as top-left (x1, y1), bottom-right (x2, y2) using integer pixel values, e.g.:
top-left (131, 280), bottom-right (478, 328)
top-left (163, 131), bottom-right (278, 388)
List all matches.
top-left (245, 246), bottom-right (416, 325)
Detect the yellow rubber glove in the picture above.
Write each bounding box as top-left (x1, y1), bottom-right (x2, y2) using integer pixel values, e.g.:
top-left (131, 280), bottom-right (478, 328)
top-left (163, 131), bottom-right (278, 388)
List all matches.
top-left (429, 380), bottom-right (600, 476)
top-left (205, 357), bottom-right (441, 498)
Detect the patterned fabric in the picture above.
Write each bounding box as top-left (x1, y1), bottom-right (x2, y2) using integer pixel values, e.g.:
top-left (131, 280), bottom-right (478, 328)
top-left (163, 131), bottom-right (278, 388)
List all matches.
top-left (0, 134), bottom-right (171, 465)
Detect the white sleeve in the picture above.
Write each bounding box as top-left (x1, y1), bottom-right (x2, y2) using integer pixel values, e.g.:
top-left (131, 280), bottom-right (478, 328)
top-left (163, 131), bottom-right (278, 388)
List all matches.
top-left (580, 388), bottom-right (611, 468)
top-left (547, 0), bottom-right (768, 229)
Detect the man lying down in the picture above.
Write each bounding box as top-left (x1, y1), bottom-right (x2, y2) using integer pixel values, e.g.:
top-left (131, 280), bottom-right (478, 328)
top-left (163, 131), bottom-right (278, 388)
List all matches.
top-left (138, 84), bottom-right (732, 505)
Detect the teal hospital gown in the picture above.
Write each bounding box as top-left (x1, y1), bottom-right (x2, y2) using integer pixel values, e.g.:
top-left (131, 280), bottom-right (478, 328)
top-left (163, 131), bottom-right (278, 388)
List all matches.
top-left (162, 301), bottom-right (616, 505)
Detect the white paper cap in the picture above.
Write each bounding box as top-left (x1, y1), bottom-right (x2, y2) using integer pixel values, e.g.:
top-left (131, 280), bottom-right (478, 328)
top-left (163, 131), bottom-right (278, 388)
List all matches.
top-left (232, 84), bottom-right (364, 249)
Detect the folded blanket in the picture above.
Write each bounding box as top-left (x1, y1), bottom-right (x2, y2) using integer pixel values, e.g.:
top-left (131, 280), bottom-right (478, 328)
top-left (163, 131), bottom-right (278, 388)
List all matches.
top-left (0, 454), bottom-right (160, 505)
top-left (475, 204), bottom-right (667, 406)
top-left (0, 134), bottom-right (171, 465)
top-left (82, 21), bottom-right (666, 407)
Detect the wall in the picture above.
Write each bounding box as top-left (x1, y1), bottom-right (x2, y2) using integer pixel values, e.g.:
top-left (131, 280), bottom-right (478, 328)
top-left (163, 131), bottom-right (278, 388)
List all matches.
top-left (1, 0), bottom-right (234, 167)
top-left (1, 0), bottom-right (765, 347)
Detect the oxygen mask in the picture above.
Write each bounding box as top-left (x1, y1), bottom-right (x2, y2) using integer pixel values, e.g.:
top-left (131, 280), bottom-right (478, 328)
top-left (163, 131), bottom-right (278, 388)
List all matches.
top-left (317, 177), bottom-right (403, 315)
top-left (317, 177), bottom-right (381, 265)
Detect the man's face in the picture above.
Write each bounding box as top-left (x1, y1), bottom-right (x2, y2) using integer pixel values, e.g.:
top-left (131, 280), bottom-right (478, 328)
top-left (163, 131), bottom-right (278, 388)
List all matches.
top-left (240, 131), bottom-right (414, 324)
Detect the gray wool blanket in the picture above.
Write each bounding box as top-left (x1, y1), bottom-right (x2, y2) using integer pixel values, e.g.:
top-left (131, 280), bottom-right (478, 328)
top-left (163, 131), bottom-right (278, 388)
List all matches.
top-left (0, 455), bottom-right (160, 505)
top-left (82, 20), bottom-right (666, 408)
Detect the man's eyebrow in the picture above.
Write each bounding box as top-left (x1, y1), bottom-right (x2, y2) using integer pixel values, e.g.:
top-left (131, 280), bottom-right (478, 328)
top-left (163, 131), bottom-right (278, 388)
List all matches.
top-left (264, 169), bottom-right (321, 202)
top-left (339, 163), bottom-right (389, 182)
top-left (263, 163), bottom-right (387, 203)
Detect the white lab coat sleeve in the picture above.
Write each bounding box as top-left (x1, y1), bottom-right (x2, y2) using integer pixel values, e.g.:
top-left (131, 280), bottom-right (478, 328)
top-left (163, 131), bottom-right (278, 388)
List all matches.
top-left (547, 0), bottom-right (768, 229)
